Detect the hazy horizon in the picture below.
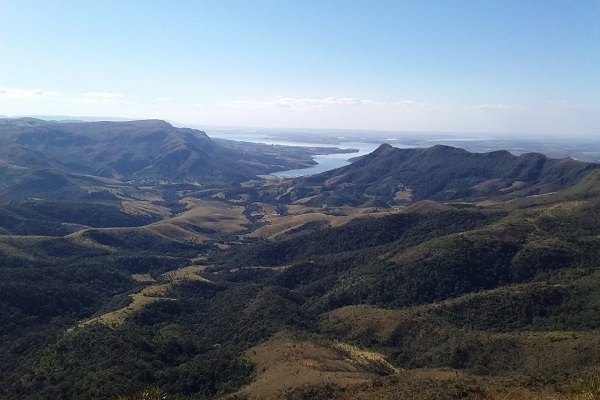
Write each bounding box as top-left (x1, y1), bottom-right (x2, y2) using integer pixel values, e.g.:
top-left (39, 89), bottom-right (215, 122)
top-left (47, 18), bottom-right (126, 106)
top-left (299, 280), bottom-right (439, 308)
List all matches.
top-left (2, 114), bottom-right (596, 142)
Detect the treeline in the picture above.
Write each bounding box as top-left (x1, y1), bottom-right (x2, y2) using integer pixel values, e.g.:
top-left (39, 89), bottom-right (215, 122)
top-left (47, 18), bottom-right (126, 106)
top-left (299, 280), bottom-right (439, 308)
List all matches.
top-left (11, 281), bottom-right (312, 399)
top-left (217, 209), bottom-right (503, 268)
top-left (0, 200), bottom-right (159, 235)
top-left (0, 232), bottom-right (205, 399)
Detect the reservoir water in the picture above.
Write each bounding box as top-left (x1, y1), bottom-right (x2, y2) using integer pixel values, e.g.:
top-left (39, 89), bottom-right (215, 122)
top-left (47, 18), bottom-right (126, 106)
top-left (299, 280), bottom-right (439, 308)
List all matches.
top-left (205, 129), bottom-right (419, 177)
top-left (272, 142), bottom-right (381, 177)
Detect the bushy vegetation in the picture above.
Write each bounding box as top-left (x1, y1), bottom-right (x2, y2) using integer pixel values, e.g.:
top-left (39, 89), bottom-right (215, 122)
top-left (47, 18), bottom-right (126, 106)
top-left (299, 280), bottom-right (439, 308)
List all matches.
top-left (0, 200), bottom-right (159, 235)
top-left (3, 130), bottom-right (600, 398)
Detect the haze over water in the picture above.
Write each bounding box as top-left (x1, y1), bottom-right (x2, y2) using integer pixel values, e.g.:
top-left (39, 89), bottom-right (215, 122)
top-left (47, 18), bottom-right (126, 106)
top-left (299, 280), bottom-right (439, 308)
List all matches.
top-left (206, 127), bottom-right (600, 174)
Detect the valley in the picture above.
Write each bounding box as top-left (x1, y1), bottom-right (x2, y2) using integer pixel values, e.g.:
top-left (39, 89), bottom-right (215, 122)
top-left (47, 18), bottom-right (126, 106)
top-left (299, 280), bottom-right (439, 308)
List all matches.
top-left (2, 118), bottom-right (600, 399)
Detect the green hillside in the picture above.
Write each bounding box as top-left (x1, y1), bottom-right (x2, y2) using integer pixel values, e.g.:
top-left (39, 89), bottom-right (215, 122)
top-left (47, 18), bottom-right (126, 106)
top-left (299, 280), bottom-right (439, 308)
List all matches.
top-left (2, 127), bottom-right (600, 399)
top-left (269, 144), bottom-right (598, 207)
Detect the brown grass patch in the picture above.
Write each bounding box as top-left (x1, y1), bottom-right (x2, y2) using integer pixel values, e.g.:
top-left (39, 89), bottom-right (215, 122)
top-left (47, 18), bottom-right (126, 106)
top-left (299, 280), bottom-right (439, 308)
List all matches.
top-left (131, 274), bottom-right (155, 283)
top-left (173, 198), bottom-right (249, 232)
top-left (78, 283), bottom-right (171, 328)
top-left (324, 305), bottom-right (410, 343)
top-left (122, 198), bottom-right (249, 242)
top-left (121, 200), bottom-right (171, 218)
top-left (402, 200), bottom-right (449, 214)
top-left (74, 265), bottom-right (211, 329)
top-left (143, 223), bottom-right (209, 243)
top-left (248, 213), bottom-right (333, 238)
top-left (248, 205), bottom-right (411, 239)
top-left (394, 186), bottom-right (413, 201)
top-left (236, 334), bottom-right (397, 400)
top-left (162, 265), bottom-right (210, 283)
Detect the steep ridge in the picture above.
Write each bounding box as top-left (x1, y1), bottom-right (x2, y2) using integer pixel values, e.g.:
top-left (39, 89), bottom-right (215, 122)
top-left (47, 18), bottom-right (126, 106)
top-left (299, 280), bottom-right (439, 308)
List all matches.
top-left (278, 144), bottom-right (598, 206)
top-left (0, 118), bottom-right (276, 189)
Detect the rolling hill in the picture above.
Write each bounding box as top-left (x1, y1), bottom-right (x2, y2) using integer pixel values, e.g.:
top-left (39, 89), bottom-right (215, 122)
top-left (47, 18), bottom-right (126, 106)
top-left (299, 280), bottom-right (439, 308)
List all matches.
top-left (3, 121), bottom-right (600, 399)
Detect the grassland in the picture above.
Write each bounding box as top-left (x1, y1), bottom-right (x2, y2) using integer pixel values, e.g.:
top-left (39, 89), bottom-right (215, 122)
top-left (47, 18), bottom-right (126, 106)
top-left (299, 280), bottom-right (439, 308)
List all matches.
top-left (236, 334), bottom-right (397, 400)
top-left (77, 265), bottom-right (211, 328)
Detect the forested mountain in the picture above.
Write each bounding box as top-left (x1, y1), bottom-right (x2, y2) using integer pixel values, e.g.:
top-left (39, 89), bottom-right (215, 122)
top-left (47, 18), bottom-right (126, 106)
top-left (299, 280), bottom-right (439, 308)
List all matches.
top-left (2, 121), bottom-right (600, 399)
top-left (0, 118), bottom-right (346, 198)
top-left (271, 143), bottom-right (598, 207)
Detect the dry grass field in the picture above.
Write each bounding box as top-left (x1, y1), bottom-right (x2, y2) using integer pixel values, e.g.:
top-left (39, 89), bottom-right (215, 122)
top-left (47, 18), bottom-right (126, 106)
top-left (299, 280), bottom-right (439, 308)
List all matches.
top-left (174, 198), bottom-right (249, 232)
top-left (75, 265), bottom-right (211, 329)
top-left (235, 333), bottom-right (397, 400)
top-left (248, 204), bottom-right (425, 239)
top-left (234, 329), bottom-right (599, 400)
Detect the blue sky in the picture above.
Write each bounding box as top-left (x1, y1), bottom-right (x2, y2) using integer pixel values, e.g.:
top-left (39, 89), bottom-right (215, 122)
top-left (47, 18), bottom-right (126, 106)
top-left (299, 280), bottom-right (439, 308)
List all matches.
top-left (1, 0), bottom-right (598, 136)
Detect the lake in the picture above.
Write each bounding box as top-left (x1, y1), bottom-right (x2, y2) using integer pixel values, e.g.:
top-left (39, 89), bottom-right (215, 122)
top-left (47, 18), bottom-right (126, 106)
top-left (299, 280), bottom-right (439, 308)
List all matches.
top-left (205, 129), bottom-right (390, 177)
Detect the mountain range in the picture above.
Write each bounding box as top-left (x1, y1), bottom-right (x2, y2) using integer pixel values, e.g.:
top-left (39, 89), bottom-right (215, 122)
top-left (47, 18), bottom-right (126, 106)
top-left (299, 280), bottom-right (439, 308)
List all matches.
top-left (272, 143), bottom-right (598, 207)
top-left (2, 119), bottom-right (600, 399)
top-left (0, 118), bottom-right (350, 194)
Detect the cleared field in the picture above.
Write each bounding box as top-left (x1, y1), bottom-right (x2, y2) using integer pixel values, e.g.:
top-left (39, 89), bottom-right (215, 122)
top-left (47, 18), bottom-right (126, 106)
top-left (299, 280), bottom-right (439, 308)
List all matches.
top-left (131, 274), bottom-right (155, 283)
top-left (83, 198), bottom-right (249, 244)
top-left (121, 200), bottom-right (171, 218)
top-left (236, 333), bottom-right (397, 400)
top-left (248, 212), bottom-right (334, 239)
top-left (323, 300), bottom-right (600, 389)
top-left (162, 265), bottom-right (210, 283)
top-left (143, 222), bottom-right (210, 243)
top-left (248, 205), bottom-right (414, 239)
top-left (324, 305), bottom-right (412, 343)
top-left (171, 198), bottom-right (249, 232)
top-left (401, 199), bottom-right (450, 213)
top-left (236, 326), bottom-right (592, 400)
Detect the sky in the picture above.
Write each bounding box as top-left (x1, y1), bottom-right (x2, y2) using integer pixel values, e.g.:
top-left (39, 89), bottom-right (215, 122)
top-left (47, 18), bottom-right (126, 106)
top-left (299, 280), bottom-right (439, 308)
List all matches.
top-left (1, 0), bottom-right (599, 136)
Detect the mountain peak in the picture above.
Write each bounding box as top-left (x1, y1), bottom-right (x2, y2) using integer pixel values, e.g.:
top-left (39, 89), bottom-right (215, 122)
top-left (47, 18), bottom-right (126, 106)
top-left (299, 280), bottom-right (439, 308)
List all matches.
top-left (376, 143), bottom-right (393, 151)
top-left (370, 143), bottom-right (396, 157)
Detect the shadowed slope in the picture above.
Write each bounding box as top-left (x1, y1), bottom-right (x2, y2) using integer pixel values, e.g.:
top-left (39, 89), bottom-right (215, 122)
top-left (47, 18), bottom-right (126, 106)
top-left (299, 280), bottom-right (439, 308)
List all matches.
top-left (275, 144), bottom-right (598, 206)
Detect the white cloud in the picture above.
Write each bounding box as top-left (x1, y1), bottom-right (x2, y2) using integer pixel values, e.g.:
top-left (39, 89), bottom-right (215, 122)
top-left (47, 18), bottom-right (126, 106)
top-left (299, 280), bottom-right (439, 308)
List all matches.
top-left (2, 87), bottom-right (597, 137)
top-left (0, 86), bottom-right (62, 98)
top-left (472, 104), bottom-right (514, 110)
top-left (83, 92), bottom-right (124, 98)
top-left (220, 96), bottom-right (424, 110)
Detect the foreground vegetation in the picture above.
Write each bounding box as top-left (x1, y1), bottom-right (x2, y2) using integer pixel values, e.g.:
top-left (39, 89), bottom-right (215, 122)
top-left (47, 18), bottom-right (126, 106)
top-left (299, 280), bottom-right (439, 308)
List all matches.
top-left (2, 187), bottom-right (600, 399)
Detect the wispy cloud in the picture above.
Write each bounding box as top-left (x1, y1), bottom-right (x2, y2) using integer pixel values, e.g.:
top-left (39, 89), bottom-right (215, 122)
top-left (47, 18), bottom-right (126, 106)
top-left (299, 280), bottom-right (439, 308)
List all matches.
top-left (156, 97), bottom-right (172, 102)
top-left (472, 104), bottom-right (515, 110)
top-left (0, 86), bottom-right (62, 98)
top-left (83, 92), bottom-right (124, 98)
top-left (220, 96), bottom-right (426, 110)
